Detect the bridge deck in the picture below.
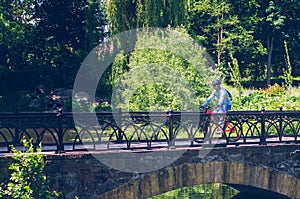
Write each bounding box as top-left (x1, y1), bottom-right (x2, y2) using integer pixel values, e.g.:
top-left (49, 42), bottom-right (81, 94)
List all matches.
top-left (1, 136), bottom-right (299, 154)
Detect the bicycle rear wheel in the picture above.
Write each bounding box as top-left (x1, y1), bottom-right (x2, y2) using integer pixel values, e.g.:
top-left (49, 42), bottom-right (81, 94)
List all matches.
top-left (224, 122), bottom-right (241, 142)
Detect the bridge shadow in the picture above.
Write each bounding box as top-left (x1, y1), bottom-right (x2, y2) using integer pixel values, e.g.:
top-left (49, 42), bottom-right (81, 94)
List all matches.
top-left (229, 184), bottom-right (290, 199)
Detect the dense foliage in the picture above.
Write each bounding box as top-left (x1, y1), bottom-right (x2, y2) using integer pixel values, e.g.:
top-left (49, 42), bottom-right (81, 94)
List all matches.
top-left (0, 139), bottom-right (59, 199)
top-left (231, 84), bottom-right (300, 111)
top-left (0, 0), bottom-right (299, 111)
top-left (111, 27), bottom-right (220, 111)
top-left (0, 0), bottom-right (108, 90)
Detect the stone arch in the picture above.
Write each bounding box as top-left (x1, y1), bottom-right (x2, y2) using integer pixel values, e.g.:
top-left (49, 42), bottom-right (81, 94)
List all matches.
top-left (98, 161), bottom-right (300, 199)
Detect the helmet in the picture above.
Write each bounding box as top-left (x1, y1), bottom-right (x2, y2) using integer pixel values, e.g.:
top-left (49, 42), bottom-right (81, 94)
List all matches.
top-left (212, 79), bottom-right (221, 86)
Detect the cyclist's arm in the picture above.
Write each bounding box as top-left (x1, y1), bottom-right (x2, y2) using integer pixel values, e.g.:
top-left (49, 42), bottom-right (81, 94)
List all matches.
top-left (202, 91), bottom-right (215, 106)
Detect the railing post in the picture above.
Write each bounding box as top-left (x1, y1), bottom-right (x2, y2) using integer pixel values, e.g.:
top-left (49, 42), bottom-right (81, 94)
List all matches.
top-left (57, 108), bottom-right (64, 153)
top-left (260, 108), bottom-right (267, 145)
top-left (116, 108), bottom-right (123, 143)
top-left (279, 107), bottom-right (283, 142)
top-left (168, 110), bottom-right (175, 148)
top-left (14, 108), bottom-right (21, 147)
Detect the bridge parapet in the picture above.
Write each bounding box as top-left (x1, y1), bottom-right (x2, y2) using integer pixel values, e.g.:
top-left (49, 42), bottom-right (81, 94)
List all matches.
top-left (0, 110), bottom-right (299, 152)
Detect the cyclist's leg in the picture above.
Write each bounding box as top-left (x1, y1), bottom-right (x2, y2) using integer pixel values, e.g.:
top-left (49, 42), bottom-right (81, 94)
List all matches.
top-left (212, 106), bottom-right (226, 134)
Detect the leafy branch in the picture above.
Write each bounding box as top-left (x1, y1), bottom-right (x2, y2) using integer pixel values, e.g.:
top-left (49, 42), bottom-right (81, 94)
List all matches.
top-left (228, 53), bottom-right (243, 104)
top-left (283, 40), bottom-right (293, 89)
top-left (0, 138), bottom-right (60, 199)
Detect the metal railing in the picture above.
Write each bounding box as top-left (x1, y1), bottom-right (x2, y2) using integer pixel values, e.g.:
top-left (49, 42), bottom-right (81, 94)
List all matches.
top-left (0, 109), bottom-right (299, 153)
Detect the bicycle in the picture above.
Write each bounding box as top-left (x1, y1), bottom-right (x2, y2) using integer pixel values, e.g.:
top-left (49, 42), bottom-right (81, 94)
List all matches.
top-left (201, 106), bottom-right (241, 143)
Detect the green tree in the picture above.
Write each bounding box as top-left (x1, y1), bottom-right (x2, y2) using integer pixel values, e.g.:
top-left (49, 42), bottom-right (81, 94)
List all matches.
top-left (189, 0), bottom-right (262, 80)
top-left (106, 0), bottom-right (191, 106)
top-left (0, 0), bottom-right (35, 71)
top-left (189, 0), bottom-right (300, 87)
top-left (190, 0), bottom-right (233, 67)
top-left (0, 0), bottom-right (108, 91)
top-left (237, 0), bottom-right (300, 85)
top-left (84, 0), bottom-right (108, 51)
top-left (106, 0), bottom-right (137, 34)
top-left (33, 0), bottom-right (108, 87)
top-left (228, 53), bottom-right (242, 103)
top-left (112, 27), bottom-right (220, 111)
top-left (106, 0), bottom-right (190, 34)
top-left (228, 0), bottom-right (267, 83)
top-left (0, 139), bottom-right (59, 199)
top-left (265, 0), bottom-right (286, 86)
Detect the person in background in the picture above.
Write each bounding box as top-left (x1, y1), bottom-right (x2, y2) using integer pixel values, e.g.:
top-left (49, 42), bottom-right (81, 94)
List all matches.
top-left (201, 79), bottom-right (232, 112)
top-left (200, 79), bottom-right (232, 133)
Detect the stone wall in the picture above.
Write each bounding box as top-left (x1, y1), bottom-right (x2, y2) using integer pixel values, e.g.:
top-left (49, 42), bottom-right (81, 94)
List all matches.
top-left (0, 144), bottom-right (300, 199)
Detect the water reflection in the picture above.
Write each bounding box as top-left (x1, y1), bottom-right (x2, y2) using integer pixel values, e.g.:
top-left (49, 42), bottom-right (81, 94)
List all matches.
top-left (149, 183), bottom-right (239, 199)
top-left (148, 183), bottom-right (290, 199)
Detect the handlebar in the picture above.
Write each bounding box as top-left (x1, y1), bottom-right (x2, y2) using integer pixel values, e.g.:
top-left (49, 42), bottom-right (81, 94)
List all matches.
top-left (200, 105), bottom-right (212, 113)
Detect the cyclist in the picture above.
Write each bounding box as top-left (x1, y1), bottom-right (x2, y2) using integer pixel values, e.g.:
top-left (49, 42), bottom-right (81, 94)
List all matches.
top-left (200, 79), bottom-right (232, 133)
top-left (201, 79), bottom-right (232, 112)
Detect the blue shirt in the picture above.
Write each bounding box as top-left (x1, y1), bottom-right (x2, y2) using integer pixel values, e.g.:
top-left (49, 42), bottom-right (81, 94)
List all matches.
top-left (202, 87), bottom-right (232, 107)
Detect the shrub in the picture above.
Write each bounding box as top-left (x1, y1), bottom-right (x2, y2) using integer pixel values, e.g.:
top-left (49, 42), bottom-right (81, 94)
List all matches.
top-left (231, 84), bottom-right (300, 111)
top-left (0, 139), bottom-right (60, 199)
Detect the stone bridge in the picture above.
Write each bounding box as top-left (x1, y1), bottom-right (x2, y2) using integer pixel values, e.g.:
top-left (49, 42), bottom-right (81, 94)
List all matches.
top-left (1, 144), bottom-right (300, 199)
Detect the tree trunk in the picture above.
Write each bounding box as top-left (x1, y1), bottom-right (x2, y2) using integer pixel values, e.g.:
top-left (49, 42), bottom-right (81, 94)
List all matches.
top-left (266, 29), bottom-right (274, 87)
top-left (217, 11), bottom-right (224, 67)
top-left (217, 31), bottom-right (221, 66)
